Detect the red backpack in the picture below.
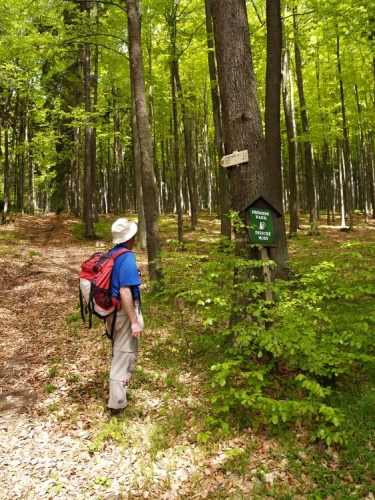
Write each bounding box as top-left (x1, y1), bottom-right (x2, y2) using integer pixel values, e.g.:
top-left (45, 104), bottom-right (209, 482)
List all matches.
top-left (79, 248), bottom-right (130, 339)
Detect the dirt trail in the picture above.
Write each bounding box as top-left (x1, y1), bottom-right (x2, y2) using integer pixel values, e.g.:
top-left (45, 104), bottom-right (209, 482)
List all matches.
top-left (0, 215), bottom-right (118, 499)
top-left (0, 215), bottom-right (90, 417)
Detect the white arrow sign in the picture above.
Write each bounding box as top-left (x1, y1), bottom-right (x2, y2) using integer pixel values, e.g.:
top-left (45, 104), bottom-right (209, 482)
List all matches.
top-left (220, 149), bottom-right (248, 168)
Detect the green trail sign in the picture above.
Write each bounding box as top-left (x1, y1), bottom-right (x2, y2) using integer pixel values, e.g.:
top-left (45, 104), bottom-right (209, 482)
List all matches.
top-left (248, 207), bottom-right (275, 245)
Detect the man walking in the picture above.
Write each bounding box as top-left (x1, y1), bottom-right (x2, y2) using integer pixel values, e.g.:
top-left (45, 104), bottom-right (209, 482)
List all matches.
top-left (107, 218), bottom-right (143, 416)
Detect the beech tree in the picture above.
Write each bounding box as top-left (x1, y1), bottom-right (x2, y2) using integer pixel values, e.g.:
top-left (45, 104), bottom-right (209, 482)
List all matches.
top-left (125, 0), bottom-right (162, 284)
top-left (265, 0), bottom-right (288, 278)
top-left (2, 0), bottom-right (375, 241)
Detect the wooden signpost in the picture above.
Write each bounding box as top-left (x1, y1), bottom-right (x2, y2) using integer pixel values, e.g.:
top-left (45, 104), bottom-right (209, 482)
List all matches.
top-left (220, 149), bottom-right (248, 168)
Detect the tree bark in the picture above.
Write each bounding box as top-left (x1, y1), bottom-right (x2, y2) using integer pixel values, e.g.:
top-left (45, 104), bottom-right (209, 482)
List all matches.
top-left (282, 44), bottom-right (299, 234)
top-left (83, 38), bottom-right (95, 237)
top-left (265, 0), bottom-right (289, 278)
top-left (166, 4), bottom-right (198, 231)
top-left (211, 0), bottom-right (285, 320)
top-left (83, 2), bottom-right (95, 237)
top-left (125, 0), bottom-right (162, 284)
top-left (293, 8), bottom-right (318, 234)
top-left (132, 91), bottom-right (147, 249)
top-left (204, 0), bottom-right (231, 238)
top-left (171, 60), bottom-right (184, 243)
top-left (337, 33), bottom-right (353, 230)
top-left (211, 0), bottom-right (269, 211)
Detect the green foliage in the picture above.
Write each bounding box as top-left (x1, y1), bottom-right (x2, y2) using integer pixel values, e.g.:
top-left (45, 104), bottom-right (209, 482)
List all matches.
top-left (48, 365), bottom-right (58, 379)
top-left (66, 312), bottom-right (81, 324)
top-left (159, 237), bottom-right (375, 444)
top-left (285, 367), bottom-right (375, 498)
top-left (44, 383), bottom-right (56, 394)
top-left (70, 218), bottom-right (113, 243)
top-left (89, 418), bottom-right (128, 452)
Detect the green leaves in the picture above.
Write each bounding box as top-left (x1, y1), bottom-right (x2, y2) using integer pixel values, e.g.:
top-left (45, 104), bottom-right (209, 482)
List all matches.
top-left (158, 225), bottom-right (375, 445)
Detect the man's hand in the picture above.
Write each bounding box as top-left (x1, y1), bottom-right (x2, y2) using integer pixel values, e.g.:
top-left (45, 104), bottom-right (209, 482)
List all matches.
top-left (131, 321), bottom-right (142, 338)
top-left (120, 286), bottom-right (143, 337)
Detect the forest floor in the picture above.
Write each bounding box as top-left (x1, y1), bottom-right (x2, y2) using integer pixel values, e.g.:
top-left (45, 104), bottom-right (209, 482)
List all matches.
top-left (0, 213), bottom-right (375, 500)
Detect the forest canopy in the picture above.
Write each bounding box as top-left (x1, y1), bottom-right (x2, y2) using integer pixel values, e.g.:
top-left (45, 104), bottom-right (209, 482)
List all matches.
top-left (1, 0), bottom-right (375, 230)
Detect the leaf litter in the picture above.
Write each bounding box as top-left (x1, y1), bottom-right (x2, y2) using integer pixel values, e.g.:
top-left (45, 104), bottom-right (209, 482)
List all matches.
top-left (0, 214), bottom-right (310, 499)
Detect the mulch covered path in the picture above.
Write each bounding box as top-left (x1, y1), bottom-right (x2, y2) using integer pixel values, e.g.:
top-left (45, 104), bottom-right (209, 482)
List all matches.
top-left (0, 215), bottom-right (117, 499)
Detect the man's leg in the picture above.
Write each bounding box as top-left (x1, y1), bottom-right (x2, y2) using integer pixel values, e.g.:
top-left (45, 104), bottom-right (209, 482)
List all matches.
top-left (107, 312), bottom-right (139, 410)
top-left (108, 350), bottom-right (138, 409)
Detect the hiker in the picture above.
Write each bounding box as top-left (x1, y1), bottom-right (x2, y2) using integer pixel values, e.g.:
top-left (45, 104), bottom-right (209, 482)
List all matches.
top-left (107, 218), bottom-right (143, 416)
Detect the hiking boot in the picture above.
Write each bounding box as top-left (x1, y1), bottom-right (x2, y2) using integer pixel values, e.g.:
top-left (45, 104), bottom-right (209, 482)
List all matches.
top-left (109, 407), bottom-right (124, 417)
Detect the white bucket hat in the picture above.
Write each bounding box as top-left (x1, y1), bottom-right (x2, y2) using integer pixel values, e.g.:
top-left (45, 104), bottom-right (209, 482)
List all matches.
top-left (112, 218), bottom-right (138, 245)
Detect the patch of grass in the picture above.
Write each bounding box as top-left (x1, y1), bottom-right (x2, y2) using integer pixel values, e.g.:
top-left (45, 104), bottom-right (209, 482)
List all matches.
top-left (0, 247), bottom-right (14, 257)
top-left (149, 408), bottom-right (187, 459)
top-left (66, 312), bottom-right (81, 324)
top-left (280, 367), bottom-right (375, 499)
top-left (49, 365), bottom-right (58, 378)
top-left (48, 403), bottom-right (61, 413)
top-left (88, 418), bottom-right (128, 452)
top-left (70, 222), bottom-right (87, 242)
top-left (44, 383), bottom-right (56, 394)
top-left (0, 232), bottom-right (16, 244)
top-left (220, 448), bottom-right (251, 476)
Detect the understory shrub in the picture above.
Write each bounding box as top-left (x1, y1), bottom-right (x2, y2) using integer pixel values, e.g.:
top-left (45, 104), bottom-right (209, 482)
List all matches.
top-left (159, 238), bottom-right (375, 444)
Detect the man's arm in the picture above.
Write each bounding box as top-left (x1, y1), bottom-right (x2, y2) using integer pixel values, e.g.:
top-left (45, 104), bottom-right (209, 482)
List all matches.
top-left (119, 286), bottom-right (142, 337)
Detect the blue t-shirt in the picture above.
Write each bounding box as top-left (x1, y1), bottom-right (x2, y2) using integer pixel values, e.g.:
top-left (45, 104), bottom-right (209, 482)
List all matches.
top-left (109, 245), bottom-right (141, 300)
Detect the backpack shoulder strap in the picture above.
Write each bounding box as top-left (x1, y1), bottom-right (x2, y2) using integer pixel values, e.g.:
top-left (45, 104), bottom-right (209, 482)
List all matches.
top-left (111, 247), bottom-right (132, 260)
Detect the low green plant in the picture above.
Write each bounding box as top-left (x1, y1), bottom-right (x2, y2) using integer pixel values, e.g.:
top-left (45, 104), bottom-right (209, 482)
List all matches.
top-left (0, 248), bottom-right (13, 257)
top-left (0, 232), bottom-right (16, 244)
top-left (149, 408), bottom-right (187, 459)
top-left (89, 419), bottom-right (128, 452)
top-left (159, 236), bottom-right (375, 444)
top-left (48, 403), bottom-right (61, 413)
top-left (49, 365), bottom-right (58, 378)
top-left (44, 383), bottom-right (56, 394)
top-left (66, 312), bottom-right (81, 324)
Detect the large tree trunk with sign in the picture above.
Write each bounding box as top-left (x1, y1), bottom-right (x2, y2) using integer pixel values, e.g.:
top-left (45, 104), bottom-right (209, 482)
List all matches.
top-left (211, 0), bottom-right (286, 321)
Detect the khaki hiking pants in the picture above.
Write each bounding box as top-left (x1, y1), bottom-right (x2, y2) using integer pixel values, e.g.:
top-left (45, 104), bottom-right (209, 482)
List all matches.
top-left (107, 301), bottom-right (143, 410)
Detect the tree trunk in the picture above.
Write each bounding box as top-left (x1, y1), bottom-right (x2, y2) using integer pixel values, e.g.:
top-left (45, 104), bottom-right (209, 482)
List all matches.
top-left (132, 91), bottom-right (147, 249)
top-left (166, 4), bottom-right (198, 231)
top-left (2, 90), bottom-right (13, 224)
top-left (337, 33), bottom-right (353, 230)
top-left (2, 127), bottom-right (10, 224)
top-left (282, 44), bottom-right (299, 234)
top-left (113, 86), bottom-right (122, 213)
top-left (92, 32), bottom-right (99, 222)
top-left (83, 37), bottom-right (95, 237)
top-left (171, 60), bottom-right (184, 243)
top-left (125, 0), bottom-right (162, 284)
top-left (204, 0), bottom-right (231, 238)
top-left (175, 68), bottom-right (198, 230)
top-left (211, 0), bottom-right (284, 321)
top-left (265, 0), bottom-right (289, 278)
top-left (293, 8), bottom-right (318, 234)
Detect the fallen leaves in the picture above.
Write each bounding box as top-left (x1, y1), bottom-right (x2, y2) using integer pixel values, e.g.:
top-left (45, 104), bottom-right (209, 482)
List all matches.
top-left (0, 214), bottom-right (356, 499)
